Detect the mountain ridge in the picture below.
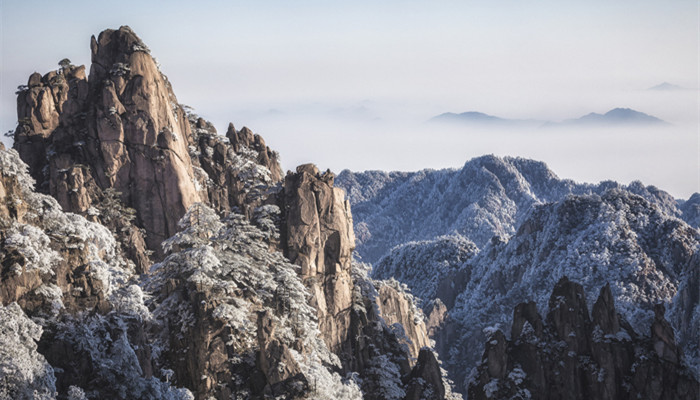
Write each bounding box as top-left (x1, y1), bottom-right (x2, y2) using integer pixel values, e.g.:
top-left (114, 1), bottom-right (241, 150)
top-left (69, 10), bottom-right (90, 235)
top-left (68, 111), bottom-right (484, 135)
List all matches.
top-left (2, 26), bottom-right (460, 400)
top-left (1, 25), bottom-right (697, 400)
top-left (429, 108), bottom-right (668, 128)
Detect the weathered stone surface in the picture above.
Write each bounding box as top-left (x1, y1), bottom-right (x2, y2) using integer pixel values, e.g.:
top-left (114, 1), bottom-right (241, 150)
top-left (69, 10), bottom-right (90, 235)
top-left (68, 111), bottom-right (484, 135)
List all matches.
top-left (13, 26), bottom-right (199, 264)
top-left (189, 119), bottom-right (283, 218)
top-left (404, 349), bottom-right (446, 400)
top-left (227, 123), bottom-right (283, 183)
top-left (425, 298), bottom-right (447, 339)
top-left (87, 26), bottom-right (200, 249)
top-left (592, 283), bottom-right (620, 334)
top-left (651, 304), bottom-right (679, 364)
top-left (283, 164), bottom-right (355, 352)
top-left (468, 277), bottom-right (699, 400)
top-left (376, 281), bottom-right (431, 362)
top-left (511, 300), bottom-right (543, 339)
top-left (256, 310), bottom-right (308, 397)
top-left (546, 276), bottom-right (591, 354)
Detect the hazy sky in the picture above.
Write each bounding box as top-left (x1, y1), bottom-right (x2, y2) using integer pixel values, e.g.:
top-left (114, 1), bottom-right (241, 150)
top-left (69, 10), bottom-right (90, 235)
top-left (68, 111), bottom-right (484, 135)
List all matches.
top-left (1, 0), bottom-right (698, 197)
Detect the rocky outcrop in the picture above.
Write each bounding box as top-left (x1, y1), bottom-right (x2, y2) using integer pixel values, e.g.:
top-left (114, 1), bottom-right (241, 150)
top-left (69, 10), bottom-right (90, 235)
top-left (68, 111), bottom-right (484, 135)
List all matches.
top-left (0, 148), bottom-right (111, 315)
top-left (12, 26), bottom-right (287, 268)
top-left (468, 277), bottom-right (699, 400)
top-left (227, 124), bottom-right (283, 183)
top-left (85, 26), bottom-right (201, 250)
top-left (375, 281), bottom-right (431, 361)
top-left (283, 164), bottom-right (355, 353)
top-left (188, 118), bottom-right (283, 218)
top-left (425, 299), bottom-right (448, 339)
top-left (13, 25), bottom-right (198, 264)
top-left (404, 349), bottom-right (446, 400)
top-left (0, 146), bottom-right (183, 399)
top-left (256, 310), bottom-right (308, 397)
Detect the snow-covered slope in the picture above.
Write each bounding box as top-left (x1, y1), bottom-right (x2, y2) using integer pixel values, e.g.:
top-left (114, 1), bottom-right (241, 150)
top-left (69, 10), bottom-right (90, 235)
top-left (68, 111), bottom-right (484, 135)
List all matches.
top-left (373, 235), bottom-right (478, 309)
top-left (337, 155), bottom-right (698, 265)
top-left (339, 157), bottom-right (700, 394)
top-left (375, 188), bottom-right (700, 392)
top-left (337, 156), bottom-right (586, 264)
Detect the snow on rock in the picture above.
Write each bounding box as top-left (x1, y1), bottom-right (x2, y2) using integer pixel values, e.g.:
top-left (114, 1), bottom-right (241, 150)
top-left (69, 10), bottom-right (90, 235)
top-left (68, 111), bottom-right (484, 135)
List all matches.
top-left (447, 189), bottom-right (700, 391)
top-left (145, 203), bottom-right (363, 399)
top-left (337, 155), bottom-right (693, 264)
top-left (0, 303), bottom-right (57, 400)
top-left (373, 235), bottom-right (478, 309)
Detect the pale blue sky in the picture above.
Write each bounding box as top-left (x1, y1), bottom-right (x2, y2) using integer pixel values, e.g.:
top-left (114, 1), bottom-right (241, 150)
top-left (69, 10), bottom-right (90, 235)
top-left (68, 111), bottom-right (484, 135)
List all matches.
top-left (1, 0), bottom-right (698, 197)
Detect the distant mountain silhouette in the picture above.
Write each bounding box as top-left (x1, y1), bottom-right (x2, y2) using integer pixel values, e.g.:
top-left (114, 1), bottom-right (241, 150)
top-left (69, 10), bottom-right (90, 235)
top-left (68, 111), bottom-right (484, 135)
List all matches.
top-left (648, 82), bottom-right (686, 91)
top-left (432, 108), bottom-right (668, 128)
top-left (429, 111), bottom-right (542, 127)
top-left (555, 108), bottom-right (668, 127)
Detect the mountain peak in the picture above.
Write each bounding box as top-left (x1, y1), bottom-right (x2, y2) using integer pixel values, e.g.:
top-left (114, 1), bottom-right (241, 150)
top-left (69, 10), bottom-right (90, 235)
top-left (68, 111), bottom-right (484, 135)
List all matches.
top-left (566, 107), bottom-right (667, 126)
top-left (648, 82), bottom-right (685, 91)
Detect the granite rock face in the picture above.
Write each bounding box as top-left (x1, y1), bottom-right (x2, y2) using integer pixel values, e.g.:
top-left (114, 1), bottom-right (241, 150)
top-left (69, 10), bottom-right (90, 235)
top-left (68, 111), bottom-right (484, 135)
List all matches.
top-left (188, 119), bottom-right (283, 219)
top-left (86, 26), bottom-right (200, 250)
top-left (13, 25), bottom-right (199, 264)
top-left (227, 124), bottom-right (283, 183)
top-left (404, 349), bottom-right (447, 400)
top-left (283, 164), bottom-right (355, 353)
top-left (375, 281), bottom-right (431, 361)
top-left (12, 26), bottom-right (287, 267)
top-left (468, 277), bottom-right (699, 400)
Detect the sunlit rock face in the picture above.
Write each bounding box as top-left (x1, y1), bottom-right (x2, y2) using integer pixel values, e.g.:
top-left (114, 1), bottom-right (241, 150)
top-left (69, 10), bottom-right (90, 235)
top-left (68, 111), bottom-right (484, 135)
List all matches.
top-left (12, 26), bottom-right (286, 265)
top-left (283, 164), bottom-right (356, 353)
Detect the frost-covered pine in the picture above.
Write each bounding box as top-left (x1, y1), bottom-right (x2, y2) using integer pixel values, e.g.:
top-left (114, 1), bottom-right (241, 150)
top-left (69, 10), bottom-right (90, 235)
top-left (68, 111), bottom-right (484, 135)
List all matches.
top-left (162, 202), bottom-right (224, 253)
top-left (147, 203), bottom-right (363, 398)
top-left (0, 303), bottom-right (57, 400)
top-left (373, 234), bottom-right (478, 308)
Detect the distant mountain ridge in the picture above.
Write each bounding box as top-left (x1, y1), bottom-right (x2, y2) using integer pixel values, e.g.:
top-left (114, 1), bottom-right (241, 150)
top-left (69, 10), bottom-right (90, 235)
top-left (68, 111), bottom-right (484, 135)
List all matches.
top-left (430, 111), bottom-right (542, 127)
top-left (430, 108), bottom-right (668, 127)
top-left (554, 107), bottom-right (668, 127)
top-left (648, 82), bottom-right (687, 91)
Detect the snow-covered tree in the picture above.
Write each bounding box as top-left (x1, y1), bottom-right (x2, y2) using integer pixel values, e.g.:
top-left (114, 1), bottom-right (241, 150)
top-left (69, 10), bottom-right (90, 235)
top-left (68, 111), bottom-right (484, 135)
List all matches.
top-left (0, 303), bottom-right (57, 400)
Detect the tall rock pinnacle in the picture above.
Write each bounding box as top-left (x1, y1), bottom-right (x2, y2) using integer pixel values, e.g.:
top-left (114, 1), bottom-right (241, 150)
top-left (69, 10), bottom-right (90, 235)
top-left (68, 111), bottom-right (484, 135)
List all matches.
top-left (87, 26), bottom-right (200, 248)
top-left (13, 26), bottom-right (203, 257)
top-left (283, 164), bottom-right (355, 352)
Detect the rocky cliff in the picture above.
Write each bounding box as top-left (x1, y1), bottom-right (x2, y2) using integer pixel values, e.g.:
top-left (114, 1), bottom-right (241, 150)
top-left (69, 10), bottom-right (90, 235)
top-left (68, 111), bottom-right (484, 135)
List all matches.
top-left (0, 145), bottom-right (192, 399)
top-left (283, 164), bottom-right (355, 353)
top-left (14, 26), bottom-right (198, 260)
top-left (468, 277), bottom-right (699, 399)
top-left (3, 26), bottom-right (455, 400)
top-left (12, 26), bottom-right (285, 265)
